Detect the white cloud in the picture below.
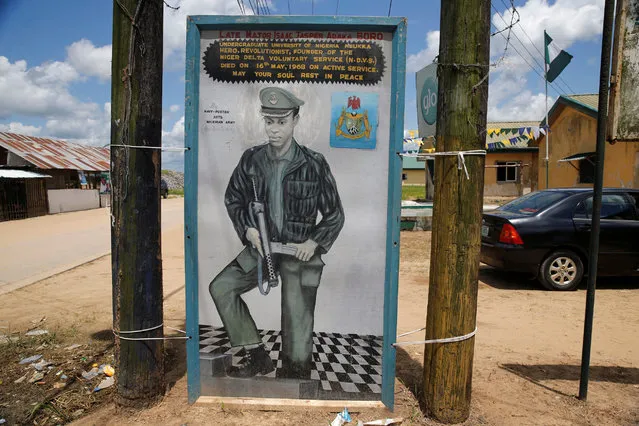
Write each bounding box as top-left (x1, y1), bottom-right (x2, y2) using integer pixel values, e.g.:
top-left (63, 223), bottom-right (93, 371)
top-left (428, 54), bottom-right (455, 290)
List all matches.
top-left (488, 91), bottom-right (552, 121)
top-left (45, 102), bottom-right (111, 146)
top-left (406, 1), bottom-right (604, 122)
top-left (170, 104), bottom-right (180, 112)
top-left (486, 0), bottom-right (603, 121)
top-left (162, 115), bottom-right (184, 147)
top-left (0, 122), bottom-right (42, 135)
top-left (0, 56), bottom-right (98, 118)
top-left (163, 0), bottom-right (244, 67)
top-left (0, 36), bottom-right (112, 145)
top-left (406, 31), bottom-right (439, 73)
top-left (66, 39), bottom-right (112, 81)
top-left (162, 115), bottom-right (185, 171)
top-left (30, 61), bottom-right (79, 86)
top-left (503, 0), bottom-right (602, 54)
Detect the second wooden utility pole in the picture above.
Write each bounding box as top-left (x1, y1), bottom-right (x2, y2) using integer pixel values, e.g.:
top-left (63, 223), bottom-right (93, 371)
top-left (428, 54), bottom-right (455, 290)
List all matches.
top-left (423, 0), bottom-right (491, 423)
top-left (111, 0), bottom-right (165, 407)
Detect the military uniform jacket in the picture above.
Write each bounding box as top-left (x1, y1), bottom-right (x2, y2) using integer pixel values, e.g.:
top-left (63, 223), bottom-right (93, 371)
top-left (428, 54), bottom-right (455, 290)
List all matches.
top-left (225, 140), bottom-right (345, 255)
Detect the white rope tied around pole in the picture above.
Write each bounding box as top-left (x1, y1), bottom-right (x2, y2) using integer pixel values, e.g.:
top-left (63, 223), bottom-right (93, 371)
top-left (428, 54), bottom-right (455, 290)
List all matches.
top-left (117, 323), bottom-right (164, 334)
top-left (109, 144), bottom-right (189, 152)
top-left (400, 150), bottom-right (486, 180)
top-left (392, 327), bottom-right (477, 347)
top-left (112, 323), bottom-right (191, 341)
top-left (397, 326), bottom-right (426, 338)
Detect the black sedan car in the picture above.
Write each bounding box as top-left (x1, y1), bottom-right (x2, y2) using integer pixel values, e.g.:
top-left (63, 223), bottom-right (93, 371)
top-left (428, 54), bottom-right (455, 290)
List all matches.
top-left (480, 188), bottom-right (639, 290)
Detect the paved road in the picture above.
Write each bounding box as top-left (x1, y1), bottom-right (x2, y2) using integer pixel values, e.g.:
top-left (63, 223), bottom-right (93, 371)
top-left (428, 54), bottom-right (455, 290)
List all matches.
top-left (0, 198), bottom-right (184, 294)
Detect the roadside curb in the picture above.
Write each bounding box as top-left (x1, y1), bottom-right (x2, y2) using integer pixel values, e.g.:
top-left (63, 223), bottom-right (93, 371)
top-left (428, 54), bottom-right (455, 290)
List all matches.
top-left (0, 251), bottom-right (111, 296)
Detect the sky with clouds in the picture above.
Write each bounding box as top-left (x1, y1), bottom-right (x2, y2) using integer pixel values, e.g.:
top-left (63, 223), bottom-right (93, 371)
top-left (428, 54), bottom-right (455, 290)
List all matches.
top-left (0, 0), bottom-right (605, 171)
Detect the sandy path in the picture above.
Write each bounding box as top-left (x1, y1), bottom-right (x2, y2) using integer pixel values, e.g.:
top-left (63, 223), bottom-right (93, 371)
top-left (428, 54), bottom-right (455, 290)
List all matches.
top-left (0, 198), bottom-right (184, 294)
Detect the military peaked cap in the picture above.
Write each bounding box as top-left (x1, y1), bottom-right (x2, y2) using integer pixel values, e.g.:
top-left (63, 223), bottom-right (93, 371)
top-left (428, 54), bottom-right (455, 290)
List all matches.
top-left (259, 87), bottom-right (305, 117)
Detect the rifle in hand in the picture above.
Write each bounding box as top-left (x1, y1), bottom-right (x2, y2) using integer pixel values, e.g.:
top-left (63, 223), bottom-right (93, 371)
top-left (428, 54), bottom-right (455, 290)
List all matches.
top-left (249, 179), bottom-right (298, 295)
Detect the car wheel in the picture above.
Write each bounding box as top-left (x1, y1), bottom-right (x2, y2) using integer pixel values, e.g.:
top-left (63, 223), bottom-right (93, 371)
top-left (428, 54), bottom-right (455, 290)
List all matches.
top-left (538, 250), bottom-right (584, 291)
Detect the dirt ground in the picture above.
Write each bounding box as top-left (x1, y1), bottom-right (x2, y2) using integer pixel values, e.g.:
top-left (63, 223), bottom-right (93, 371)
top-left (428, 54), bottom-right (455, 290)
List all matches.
top-left (1, 228), bottom-right (638, 425)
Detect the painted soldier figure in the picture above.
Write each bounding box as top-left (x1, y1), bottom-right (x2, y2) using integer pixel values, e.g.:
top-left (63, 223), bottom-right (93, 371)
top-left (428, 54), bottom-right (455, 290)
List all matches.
top-left (209, 87), bottom-right (345, 380)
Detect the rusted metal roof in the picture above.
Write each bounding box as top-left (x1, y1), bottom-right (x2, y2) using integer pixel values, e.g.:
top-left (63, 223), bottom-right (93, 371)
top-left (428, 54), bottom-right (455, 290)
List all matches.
top-left (0, 132), bottom-right (109, 172)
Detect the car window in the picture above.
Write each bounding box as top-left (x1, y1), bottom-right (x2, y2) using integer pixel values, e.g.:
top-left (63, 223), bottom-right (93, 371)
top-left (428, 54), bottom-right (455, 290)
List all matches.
top-left (629, 193), bottom-right (639, 218)
top-left (499, 191), bottom-right (571, 215)
top-left (573, 194), bottom-right (638, 220)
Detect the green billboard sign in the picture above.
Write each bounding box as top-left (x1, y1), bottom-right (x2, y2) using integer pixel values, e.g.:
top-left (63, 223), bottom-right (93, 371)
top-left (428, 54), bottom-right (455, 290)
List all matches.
top-left (416, 63), bottom-right (437, 137)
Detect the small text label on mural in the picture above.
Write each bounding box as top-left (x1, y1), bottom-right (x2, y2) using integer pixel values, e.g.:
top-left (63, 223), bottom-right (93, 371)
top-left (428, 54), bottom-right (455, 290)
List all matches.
top-left (202, 105), bottom-right (236, 131)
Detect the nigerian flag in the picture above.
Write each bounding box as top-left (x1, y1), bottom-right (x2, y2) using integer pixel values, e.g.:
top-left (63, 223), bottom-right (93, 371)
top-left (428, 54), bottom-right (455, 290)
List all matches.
top-left (544, 30), bottom-right (573, 83)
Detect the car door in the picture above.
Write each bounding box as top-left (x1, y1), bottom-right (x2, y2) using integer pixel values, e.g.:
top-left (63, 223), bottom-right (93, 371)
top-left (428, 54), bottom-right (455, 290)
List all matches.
top-left (625, 192), bottom-right (639, 275)
top-left (572, 193), bottom-right (639, 276)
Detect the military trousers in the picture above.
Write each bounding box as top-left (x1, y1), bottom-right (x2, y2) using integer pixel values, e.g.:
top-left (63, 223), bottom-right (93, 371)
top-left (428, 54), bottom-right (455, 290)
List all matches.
top-left (209, 246), bottom-right (325, 377)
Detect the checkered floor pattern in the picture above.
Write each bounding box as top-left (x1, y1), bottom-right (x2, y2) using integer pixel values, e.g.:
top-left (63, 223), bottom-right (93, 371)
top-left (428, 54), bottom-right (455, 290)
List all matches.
top-left (199, 325), bottom-right (383, 394)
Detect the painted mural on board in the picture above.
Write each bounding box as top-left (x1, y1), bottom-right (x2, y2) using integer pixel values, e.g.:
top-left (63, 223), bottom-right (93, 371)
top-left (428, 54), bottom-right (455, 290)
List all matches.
top-left (208, 87), bottom-right (345, 381)
top-left (195, 27), bottom-right (394, 401)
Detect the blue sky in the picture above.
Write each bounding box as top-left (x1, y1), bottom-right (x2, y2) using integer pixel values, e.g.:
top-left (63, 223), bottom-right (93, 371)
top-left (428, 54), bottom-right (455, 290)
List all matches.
top-left (0, 0), bottom-right (605, 170)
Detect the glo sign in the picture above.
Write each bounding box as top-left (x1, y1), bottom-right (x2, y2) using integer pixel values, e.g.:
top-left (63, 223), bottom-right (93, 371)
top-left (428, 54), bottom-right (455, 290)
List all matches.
top-left (416, 63), bottom-right (437, 137)
top-left (421, 77), bottom-right (437, 125)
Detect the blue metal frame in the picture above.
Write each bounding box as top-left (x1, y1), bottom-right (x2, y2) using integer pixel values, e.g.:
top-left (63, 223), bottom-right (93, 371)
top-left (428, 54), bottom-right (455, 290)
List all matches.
top-left (184, 16), bottom-right (201, 404)
top-left (184, 15), bottom-right (407, 408)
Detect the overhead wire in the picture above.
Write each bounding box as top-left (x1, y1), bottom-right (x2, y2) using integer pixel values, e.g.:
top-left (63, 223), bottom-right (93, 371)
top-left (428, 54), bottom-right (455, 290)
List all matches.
top-left (498, 0), bottom-right (575, 93)
top-left (236, 0), bottom-right (245, 14)
top-left (491, 5), bottom-right (519, 37)
top-left (335, 0), bottom-right (340, 15)
top-left (288, 0), bottom-right (291, 14)
top-left (458, 0), bottom-right (517, 95)
top-left (434, 1), bottom-right (517, 95)
top-left (491, 0), bottom-right (518, 68)
top-left (388, 0), bottom-right (393, 16)
top-left (491, 3), bottom-right (568, 96)
top-left (259, 0), bottom-right (270, 15)
top-left (496, 0), bottom-right (576, 94)
top-left (494, 2), bottom-right (572, 96)
top-left (492, 4), bottom-right (557, 85)
top-left (246, 0), bottom-right (257, 14)
top-left (490, 23), bottom-right (565, 97)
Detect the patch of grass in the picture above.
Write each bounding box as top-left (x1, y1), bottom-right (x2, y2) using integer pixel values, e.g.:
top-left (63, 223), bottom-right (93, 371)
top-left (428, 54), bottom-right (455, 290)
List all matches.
top-left (168, 188), bottom-right (184, 196)
top-left (402, 185), bottom-right (425, 201)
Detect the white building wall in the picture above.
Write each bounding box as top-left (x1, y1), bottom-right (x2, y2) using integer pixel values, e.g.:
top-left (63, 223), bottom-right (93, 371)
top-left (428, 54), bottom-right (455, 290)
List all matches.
top-left (47, 189), bottom-right (100, 214)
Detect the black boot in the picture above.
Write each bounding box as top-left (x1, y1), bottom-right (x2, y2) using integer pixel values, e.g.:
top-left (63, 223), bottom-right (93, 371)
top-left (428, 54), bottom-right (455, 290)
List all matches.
top-left (227, 345), bottom-right (274, 378)
top-left (277, 356), bottom-right (312, 380)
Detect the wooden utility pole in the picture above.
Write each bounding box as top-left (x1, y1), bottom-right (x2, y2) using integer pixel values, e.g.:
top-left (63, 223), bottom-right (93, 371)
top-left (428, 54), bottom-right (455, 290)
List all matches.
top-left (111, 0), bottom-right (165, 407)
top-left (422, 0), bottom-right (491, 423)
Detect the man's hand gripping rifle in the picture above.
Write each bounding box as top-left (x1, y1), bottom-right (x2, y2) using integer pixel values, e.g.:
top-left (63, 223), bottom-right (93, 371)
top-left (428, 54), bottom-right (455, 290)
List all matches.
top-left (249, 180), bottom-right (297, 295)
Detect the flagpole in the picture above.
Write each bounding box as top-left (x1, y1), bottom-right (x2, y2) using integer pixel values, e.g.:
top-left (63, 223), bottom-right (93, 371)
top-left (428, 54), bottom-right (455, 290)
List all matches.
top-left (545, 36), bottom-right (550, 189)
top-left (544, 30), bottom-right (573, 190)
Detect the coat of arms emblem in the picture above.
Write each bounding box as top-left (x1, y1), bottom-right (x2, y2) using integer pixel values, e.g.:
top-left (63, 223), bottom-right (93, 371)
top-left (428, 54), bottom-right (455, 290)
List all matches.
top-left (335, 96), bottom-right (371, 140)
